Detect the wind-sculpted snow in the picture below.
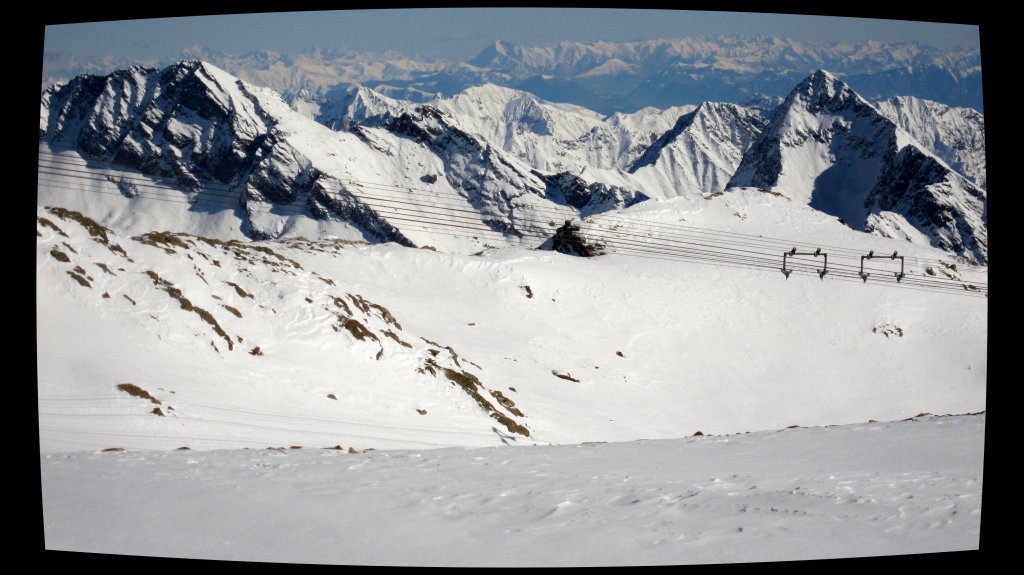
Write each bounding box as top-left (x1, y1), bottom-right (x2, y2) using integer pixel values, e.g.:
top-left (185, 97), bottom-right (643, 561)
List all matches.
top-left (40, 414), bottom-right (983, 564)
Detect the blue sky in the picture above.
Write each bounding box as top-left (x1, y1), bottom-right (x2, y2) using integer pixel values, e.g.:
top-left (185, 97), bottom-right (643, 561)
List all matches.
top-left (45, 9), bottom-right (980, 62)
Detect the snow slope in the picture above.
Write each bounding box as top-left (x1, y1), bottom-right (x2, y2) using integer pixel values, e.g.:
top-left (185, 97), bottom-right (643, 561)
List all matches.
top-left (37, 188), bottom-right (987, 453)
top-left (41, 414), bottom-right (983, 565)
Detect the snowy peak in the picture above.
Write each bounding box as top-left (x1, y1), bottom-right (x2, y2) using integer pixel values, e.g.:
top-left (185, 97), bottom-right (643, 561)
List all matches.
top-left (434, 83), bottom-right (558, 137)
top-left (41, 62), bottom-right (660, 251)
top-left (730, 69), bottom-right (897, 198)
top-left (628, 102), bottom-right (768, 196)
top-left (42, 60), bottom-right (274, 189)
top-left (728, 70), bottom-right (987, 263)
top-left (468, 40), bottom-right (526, 71)
top-left (315, 84), bottom-right (410, 129)
top-left (428, 83), bottom-right (643, 174)
top-left (787, 69), bottom-right (872, 116)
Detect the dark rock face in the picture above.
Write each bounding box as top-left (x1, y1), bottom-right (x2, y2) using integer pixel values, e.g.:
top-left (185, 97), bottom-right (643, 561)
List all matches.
top-left (44, 63), bottom-right (259, 193)
top-left (867, 146), bottom-right (987, 263)
top-left (532, 170), bottom-right (648, 215)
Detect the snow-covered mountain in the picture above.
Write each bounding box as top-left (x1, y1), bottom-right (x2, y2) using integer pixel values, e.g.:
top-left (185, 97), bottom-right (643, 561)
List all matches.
top-left (875, 95), bottom-right (986, 189)
top-left (37, 63), bottom-right (988, 563)
top-left (39, 61), bottom-right (650, 249)
top-left (728, 70), bottom-right (987, 264)
top-left (40, 62), bottom-right (988, 264)
top-left (36, 188), bottom-right (987, 453)
top-left (428, 83), bottom-right (692, 173)
top-left (311, 83), bottom-right (768, 199)
top-left (628, 102), bottom-right (768, 197)
top-left (469, 37), bottom-right (979, 81)
top-left (307, 84), bottom-right (410, 128)
top-left (40, 62), bottom-right (404, 243)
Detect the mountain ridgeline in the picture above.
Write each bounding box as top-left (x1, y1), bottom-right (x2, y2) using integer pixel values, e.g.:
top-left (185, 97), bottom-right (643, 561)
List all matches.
top-left (40, 62), bottom-right (987, 263)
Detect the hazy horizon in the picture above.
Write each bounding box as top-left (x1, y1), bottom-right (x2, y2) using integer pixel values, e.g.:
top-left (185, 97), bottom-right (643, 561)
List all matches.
top-left (44, 9), bottom-right (980, 65)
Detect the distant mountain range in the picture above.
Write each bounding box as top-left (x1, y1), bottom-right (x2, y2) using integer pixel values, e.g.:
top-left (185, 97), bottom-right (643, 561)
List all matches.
top-left (40, 60), bottom-right (986, 262)
top-left (43, 35), bottom-right (983, 114)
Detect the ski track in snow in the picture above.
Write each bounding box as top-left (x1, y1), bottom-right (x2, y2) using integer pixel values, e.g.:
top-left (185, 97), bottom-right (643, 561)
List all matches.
top-left (40, 414), bottom-right (983, 565)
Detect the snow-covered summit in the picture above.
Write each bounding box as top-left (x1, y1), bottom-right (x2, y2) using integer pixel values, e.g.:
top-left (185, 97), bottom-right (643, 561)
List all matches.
top-left (314, 84), bottom-right (410, 129)
top-left (789, 69), bottom-right (867, 114)
top-left (628, 102), bottom-right (767, 197)
top-left (728, 70), bottom-right (987, 263)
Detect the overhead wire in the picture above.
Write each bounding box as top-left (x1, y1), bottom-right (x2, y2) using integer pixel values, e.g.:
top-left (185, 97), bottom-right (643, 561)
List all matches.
top-left (577, 219), bottom-right (986, 292)
top-left (580, 226), bottom-right (985, 297)
top-left (37, 152), bottom-right (987, 298)
top-left (41, 148), bottom-right (986, 271)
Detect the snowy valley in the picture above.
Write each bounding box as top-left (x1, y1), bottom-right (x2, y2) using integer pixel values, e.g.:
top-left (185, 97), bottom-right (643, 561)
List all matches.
top-left (38, 58), bottom-right (987, 564)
